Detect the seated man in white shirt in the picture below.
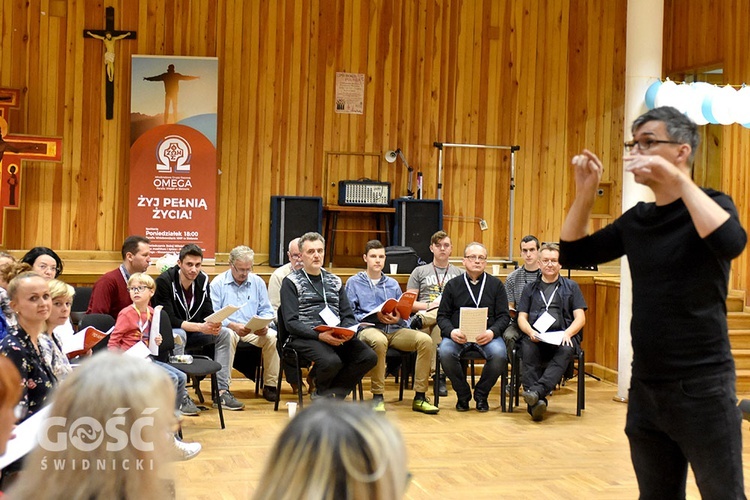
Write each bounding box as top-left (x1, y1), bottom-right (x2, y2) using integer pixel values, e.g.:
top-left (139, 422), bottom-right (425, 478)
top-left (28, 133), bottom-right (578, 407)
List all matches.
top-left (210, 246), bottom-right (280, 402)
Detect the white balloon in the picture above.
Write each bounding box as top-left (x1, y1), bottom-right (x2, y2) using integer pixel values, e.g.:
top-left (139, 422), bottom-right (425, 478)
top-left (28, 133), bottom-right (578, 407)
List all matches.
top-left (671, 83), bottom-right (694, 114)
top-left (733, 86), bottom-right (750, 125)
top-left (654, 80), bottom-right (679, 109)
top-left (711, 85), bottom-right (737, 125)
top-left (688, 82), bottom-right (711, 125)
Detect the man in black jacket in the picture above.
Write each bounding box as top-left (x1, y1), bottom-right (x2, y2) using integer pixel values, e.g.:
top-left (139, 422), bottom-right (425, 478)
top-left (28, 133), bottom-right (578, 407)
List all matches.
top-left (154, 244), bottom-right (243, 410)
top-left (436, 242), bottom-right (510, 412)
top-left (516, 243), bottom-right (586, 421)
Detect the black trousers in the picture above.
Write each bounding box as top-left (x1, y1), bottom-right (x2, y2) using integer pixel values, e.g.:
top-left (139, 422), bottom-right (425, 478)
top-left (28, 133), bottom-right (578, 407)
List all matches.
top-left (288, 337), bottom-right (377, 398)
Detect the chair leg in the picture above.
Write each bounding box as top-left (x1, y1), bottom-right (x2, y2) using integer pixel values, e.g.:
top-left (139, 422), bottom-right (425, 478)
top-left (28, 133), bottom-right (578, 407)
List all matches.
top-left (434, 348), bottom-right (441, 405)
top-left (192, 376), bottom-right (205, 403)
top-left (212, 374), bottom-right (225, 429)
top-left (398, 354), bottom-right (407, 402)
top-left (577, 349), bottom-right (585, 416)
top-left (296, 354), bottom-right (304, 409)
top-left (254, 354), bottom-right (264, 397)
top-left (273, 363), bottom-right (283, 411)
top-left (470, 360), bottom-right (476, 388)
top-left (500, 362), bottom-right (507, 412)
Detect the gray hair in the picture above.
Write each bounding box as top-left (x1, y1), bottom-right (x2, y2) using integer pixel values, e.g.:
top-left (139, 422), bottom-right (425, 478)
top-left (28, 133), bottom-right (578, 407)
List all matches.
top-left (632, 106), bottom-right (700, 163)
top-left (229, 246), bottom-right (255, 265)
top-left (298, 232), bottom-right (325, 252)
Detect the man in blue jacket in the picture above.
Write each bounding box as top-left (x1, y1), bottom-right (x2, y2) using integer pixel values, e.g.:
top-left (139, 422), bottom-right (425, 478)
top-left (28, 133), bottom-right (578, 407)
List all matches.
top-left (345, 240), bottom-right (438, 414)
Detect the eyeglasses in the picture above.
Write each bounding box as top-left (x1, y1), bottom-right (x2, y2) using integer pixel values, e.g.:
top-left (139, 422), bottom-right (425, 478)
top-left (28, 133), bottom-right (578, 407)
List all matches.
top-left (36, 263), bottom-right (60, 273)
top-left (540, 259), bottom-right (559, 266)
top-left (464, 255), bottom-right (487, 262)
top-left (624, 138), bottom-right (681, 152)
top-left (288, 253), bottom-right (302, 260)
top-left (231, 263), bottom-right (253, 274)
top-left (128, 286), bottom-right (150, 293)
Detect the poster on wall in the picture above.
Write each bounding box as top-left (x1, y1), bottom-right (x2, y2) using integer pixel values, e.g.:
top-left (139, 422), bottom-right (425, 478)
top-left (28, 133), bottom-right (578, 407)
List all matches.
top-left (334, 72), bottom-right (364, 114)
top-left (129, 55), bottom-right (218, 259)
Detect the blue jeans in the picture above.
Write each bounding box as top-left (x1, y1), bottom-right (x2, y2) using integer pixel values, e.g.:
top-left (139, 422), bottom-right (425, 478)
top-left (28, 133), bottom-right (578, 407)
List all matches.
top-left (439, 337), bottom-right (507, 401)
top-left (172, 327), bottom-right (236, 392)
top-left (626, 372), bottom-right (745, 499)
top-left (154, 359), bottom-right (187, 411)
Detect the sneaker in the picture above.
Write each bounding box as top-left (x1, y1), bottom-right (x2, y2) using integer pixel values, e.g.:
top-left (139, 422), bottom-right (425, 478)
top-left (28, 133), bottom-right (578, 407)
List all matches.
top-left (372, 397), bottom-right (386, 412)
top-left (173, 437), bottom-right (202, 461)
top-left (214, 391), bottom-right (245, 410)
top-left (412, 397), bottom-right (439, 414)
top-left (262, 386), bottom-right (278, 402)
top-left (179, 395), bottom-right (199, 416)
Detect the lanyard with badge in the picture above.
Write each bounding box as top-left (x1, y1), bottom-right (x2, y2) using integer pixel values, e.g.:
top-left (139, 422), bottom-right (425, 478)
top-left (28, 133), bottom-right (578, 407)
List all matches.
top-left (532, 284), bottom-right (559, 333)
top-left (303, 270), bottom-right (340, 326)
top-left (133, 304), bottom-right (151, 338)
top-left (463, 273), bottom-right (486, 307)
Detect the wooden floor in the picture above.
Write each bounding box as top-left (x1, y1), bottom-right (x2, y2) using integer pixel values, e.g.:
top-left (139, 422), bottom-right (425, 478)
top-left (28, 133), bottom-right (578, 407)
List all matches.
top-left (172, 374), bottom-right (750, 499)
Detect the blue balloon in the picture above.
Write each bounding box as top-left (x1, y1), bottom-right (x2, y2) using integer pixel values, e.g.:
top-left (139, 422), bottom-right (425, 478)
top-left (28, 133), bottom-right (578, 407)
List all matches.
top-left (645, 80), bottom-right (661, 110)
top-left (702, 92), bottom-right (719, 124)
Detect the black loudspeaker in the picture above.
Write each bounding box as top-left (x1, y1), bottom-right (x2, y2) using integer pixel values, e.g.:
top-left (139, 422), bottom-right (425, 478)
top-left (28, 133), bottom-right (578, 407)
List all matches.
top-left (269, 196), bottom-right (323, 267)
top-left (392, 199), bottom-right (443, 264)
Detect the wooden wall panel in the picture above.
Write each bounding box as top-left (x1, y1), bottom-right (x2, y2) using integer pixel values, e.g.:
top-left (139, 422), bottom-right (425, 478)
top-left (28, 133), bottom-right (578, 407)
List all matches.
top-left (664, 0), bottom-right (750, 299)
top-left (1, 0), bottom-right (631, 270)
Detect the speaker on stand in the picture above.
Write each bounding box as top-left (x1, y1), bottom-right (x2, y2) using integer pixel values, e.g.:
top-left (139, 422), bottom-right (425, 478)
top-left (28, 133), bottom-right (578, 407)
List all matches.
top-left (269, 196), bottom-right (323, 267)
top-left (392, 199), bottom-right (443, 264)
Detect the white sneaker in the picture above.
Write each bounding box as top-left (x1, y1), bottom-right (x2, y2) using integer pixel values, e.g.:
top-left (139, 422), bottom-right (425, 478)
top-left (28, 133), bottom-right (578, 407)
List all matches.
top-left (173, 436), bottom-right (202, 461)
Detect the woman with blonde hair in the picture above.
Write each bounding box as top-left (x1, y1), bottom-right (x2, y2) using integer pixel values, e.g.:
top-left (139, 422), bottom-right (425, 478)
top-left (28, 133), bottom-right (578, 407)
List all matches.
top-left (0, 272), bottom-right (55, 420)
top-left (10, 352), bottom-right (178, 499)
top-left (39, 279), bottom-right (75, 379)
top-left (254, 400), bottom-right (409, 500)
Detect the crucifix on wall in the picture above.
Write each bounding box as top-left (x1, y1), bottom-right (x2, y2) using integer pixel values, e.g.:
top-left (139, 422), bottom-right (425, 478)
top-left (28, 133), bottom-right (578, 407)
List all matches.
top-left (0, 88), bottom-right (63, 245)
top-left (83, 6), bottom-right (137, 119)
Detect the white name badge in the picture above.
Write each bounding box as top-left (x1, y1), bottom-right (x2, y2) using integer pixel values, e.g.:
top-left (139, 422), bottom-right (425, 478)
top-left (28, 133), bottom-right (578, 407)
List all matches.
top-left (319, 306), bottom-right (341, 327)
top-left (532, 311), bottom-right (556, 334)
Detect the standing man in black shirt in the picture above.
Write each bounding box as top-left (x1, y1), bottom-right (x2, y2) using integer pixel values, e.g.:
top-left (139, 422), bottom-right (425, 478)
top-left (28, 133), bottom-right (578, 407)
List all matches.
top-left (561, 106), bottom-right (747, 498)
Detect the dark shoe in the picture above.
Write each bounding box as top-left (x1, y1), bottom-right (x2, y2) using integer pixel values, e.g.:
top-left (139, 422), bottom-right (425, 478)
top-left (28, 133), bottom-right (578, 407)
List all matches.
top-left (530, 400), bottom-right (547, 421)
top-left (411, 315), bottom-right (423, 330)
top-left (262, 386), bottom-right (278, 402)
top-left (455, 398), bottom-right (470, 412)
top-left (438, 374), bottom-right (448, 397)
top-left (522, 390), bottom-right (539, 407)
top-left (475, 398), bottom-right (489, 412)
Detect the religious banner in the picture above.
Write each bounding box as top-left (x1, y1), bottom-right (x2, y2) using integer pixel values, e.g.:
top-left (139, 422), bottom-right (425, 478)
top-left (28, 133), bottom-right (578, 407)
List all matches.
top-left (129, 55), bottom-right (218, 259)
top-left (0, 88), bottom-right (63, 245)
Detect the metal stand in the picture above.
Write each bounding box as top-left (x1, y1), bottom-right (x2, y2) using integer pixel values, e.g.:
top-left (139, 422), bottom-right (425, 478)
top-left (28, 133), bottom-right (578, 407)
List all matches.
top-left (433, 142), bottom-right (520, 261)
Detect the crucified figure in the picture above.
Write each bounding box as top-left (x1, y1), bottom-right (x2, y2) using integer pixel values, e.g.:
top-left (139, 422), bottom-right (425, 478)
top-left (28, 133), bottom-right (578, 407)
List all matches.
top-left (86, 31), bottom-right (131, 82)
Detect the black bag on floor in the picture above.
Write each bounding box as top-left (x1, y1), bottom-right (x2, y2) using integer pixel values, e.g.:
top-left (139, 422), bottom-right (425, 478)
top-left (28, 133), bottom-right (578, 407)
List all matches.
top-left (385, 246), bottom-right (422, 275)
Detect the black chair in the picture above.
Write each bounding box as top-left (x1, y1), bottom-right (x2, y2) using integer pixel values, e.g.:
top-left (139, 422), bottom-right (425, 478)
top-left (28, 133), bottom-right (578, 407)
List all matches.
top-left (70, 286), bottom-right (92, 330)
top-left (233, 342), bottom-right (264, 396)
top-left (274, 308), bottom-right (312, 411)
top-left (164, 313), bottom-right (225, 429)
top-left (385, 347), bottom-right (415, 401)
top-left (509, 341), bottom-right (585, 416)
top-left (433, 345), bottom-right (507, 411)
top-left (78, 313), bottom-right (115, 353)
